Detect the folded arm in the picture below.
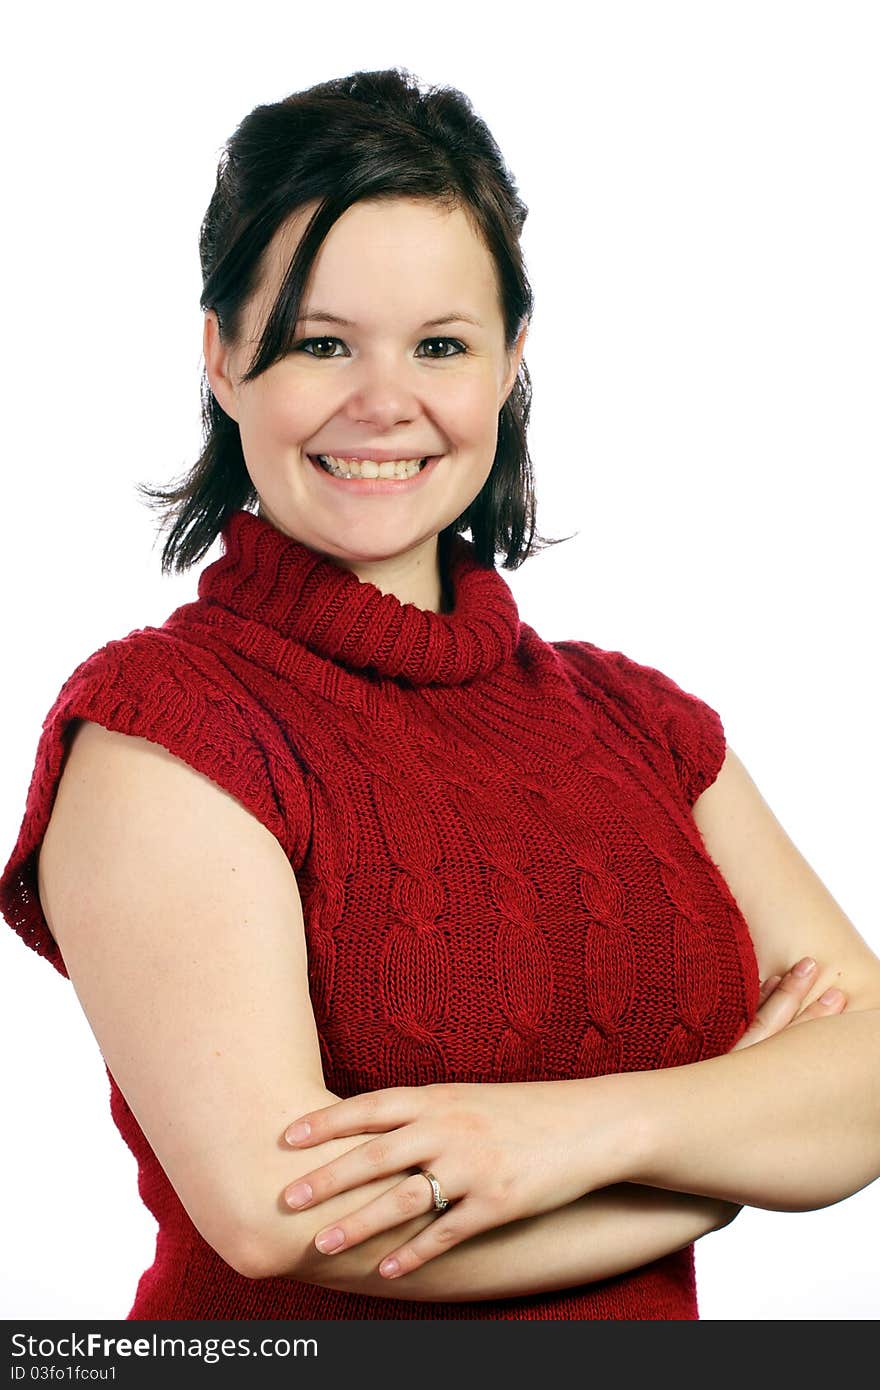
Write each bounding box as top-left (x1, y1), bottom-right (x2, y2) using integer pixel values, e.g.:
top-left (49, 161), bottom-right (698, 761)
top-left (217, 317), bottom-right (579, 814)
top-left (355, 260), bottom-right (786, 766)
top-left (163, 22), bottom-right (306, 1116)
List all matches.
top-left (40, 726), bottom-right (876, 1303)
top-left (267, 963), bottom-right (840, 1292)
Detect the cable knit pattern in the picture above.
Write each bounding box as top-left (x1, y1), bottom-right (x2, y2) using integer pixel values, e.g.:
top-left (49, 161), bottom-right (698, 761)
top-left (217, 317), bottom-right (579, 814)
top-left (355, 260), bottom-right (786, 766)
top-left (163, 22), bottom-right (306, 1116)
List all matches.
top-left (0, 507), bottom-right (760, 1320)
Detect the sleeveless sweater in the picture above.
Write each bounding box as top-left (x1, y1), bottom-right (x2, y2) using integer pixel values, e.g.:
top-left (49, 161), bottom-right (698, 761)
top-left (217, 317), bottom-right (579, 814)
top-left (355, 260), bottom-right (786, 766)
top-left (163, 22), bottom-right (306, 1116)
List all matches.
top-left (0, 507), bottom-right (759, 1320)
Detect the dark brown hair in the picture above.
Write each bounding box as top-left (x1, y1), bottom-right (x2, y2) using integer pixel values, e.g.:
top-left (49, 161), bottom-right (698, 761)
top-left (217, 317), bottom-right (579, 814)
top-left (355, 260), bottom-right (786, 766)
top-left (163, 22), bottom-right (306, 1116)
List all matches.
top-left (137, 66), bottom-right (577, 574)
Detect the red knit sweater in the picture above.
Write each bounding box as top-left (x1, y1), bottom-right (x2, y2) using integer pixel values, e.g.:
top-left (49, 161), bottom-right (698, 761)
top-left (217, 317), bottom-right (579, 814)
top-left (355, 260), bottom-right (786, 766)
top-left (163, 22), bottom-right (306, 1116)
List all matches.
top-left (1, 507), bottom-right (759, 1320)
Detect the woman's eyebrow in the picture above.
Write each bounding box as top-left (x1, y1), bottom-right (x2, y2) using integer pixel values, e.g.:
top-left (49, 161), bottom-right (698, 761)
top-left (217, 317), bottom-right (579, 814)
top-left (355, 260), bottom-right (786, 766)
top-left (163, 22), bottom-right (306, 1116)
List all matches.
top-left (297, 308), bottom-right (484, 328)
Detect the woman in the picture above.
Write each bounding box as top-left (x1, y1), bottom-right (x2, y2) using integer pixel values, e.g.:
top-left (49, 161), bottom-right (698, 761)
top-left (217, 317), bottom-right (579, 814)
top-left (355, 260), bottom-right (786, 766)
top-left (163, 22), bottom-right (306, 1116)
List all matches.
top-left (2, 66), bottom-right (878, 1321)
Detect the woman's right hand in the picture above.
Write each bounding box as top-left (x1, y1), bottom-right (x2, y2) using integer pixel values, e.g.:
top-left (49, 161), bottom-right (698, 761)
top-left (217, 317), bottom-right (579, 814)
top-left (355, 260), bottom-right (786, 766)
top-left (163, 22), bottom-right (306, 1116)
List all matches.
top-left (732, 957), bottom-right (847, 1052)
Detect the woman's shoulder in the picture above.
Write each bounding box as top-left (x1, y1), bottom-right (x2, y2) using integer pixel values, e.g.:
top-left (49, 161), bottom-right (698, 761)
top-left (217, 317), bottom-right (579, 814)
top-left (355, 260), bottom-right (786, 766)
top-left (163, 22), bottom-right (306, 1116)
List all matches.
top-left (42, 624), bottom-right (279, 757)
top-left (50, 625), bottom-right (294, 833)
top-left (0, 627), bottom-right (303, 975)
top-left (51, 624), bottom-right (242, 712)
top-left (550, 637), bottom-right (726, 808)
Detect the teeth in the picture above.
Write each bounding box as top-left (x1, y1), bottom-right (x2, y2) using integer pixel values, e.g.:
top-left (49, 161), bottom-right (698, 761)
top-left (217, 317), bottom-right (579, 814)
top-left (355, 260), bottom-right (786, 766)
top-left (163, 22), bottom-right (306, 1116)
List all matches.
top-left (317, 454), bottom-right (427, 480)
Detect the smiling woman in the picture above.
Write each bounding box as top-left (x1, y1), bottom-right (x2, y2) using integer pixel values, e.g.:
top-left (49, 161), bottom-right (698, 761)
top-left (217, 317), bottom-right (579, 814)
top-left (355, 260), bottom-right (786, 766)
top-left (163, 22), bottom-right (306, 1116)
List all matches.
top-left (199, 194), bottom-right (533, 602)
top-left (2, 62), bottom-right (879, 1327)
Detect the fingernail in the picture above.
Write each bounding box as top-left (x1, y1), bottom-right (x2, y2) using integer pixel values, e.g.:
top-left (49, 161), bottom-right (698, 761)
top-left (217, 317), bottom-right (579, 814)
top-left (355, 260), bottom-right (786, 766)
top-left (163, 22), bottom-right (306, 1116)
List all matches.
top-left (379, 1257), bottom-right (401, 1277)
top-left (819, 987), bottom-right (843, 1006)
top-left (792, 957), bottom-right (816, 977)
top-left (285, 1182), bottom-right (312, 1208)
top-left (285, 1121), bottom-right (310, 1144)
top-left (315, 1228), bottom-right (345, 1253)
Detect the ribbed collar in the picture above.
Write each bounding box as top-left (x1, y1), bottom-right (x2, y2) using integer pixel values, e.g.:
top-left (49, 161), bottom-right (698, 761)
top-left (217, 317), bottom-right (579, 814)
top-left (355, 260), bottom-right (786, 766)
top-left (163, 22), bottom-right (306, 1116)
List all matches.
top-left (196, 508), bottom-right (522, 686)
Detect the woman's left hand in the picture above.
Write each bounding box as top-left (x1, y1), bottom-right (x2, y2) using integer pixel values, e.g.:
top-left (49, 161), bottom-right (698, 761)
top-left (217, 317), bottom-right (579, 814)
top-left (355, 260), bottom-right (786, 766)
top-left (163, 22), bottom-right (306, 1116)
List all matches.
top-left (281, 1077), bottom-right (636, 1279)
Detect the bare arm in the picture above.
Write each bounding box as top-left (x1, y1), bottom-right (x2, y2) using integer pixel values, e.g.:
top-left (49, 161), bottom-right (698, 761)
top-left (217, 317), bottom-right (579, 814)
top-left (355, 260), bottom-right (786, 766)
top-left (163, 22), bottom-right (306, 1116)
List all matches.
top-left (627, 1007), bottom-right (880, 1211)
top-left (39, 718), bottom-right (739, 1301)
top-left (288, 1168), bottom-right (734, 1301)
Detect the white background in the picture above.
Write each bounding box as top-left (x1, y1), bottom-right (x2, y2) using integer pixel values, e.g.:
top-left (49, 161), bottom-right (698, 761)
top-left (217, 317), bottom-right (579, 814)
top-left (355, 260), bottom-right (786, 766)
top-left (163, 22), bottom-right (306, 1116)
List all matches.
top-left (2, 0), bottom-right (878, 1321)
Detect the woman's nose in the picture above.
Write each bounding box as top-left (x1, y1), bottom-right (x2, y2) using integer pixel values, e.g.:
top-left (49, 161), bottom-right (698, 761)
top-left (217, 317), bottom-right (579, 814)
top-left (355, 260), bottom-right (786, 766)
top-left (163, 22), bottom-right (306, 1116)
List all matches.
top-left (344, 358), bottom-right (421, 425)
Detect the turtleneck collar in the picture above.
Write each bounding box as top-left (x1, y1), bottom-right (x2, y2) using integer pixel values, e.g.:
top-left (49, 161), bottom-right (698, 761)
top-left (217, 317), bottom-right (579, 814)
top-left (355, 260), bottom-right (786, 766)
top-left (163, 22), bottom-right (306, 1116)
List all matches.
top-left (196, 508), bottom-right (522, 686)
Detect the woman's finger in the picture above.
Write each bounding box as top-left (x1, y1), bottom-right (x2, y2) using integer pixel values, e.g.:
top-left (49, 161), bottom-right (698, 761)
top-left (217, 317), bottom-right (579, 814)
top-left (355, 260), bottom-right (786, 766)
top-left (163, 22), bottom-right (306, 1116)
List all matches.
top-left (732, 957), bottom-right (818, 1050)
top-left (284, 1086), bottom-right (416, 1147)
top-left (377, 1197), bottom-right (481, 1279)
top-left (785, 987), bottom-right (847, 1026)
top-left (757, 974), bottom-right (783, 1006)
top-left (283, 1130), bottom-right (426, 1210)
top-left (308, 1171), bottom-right (446, 1257)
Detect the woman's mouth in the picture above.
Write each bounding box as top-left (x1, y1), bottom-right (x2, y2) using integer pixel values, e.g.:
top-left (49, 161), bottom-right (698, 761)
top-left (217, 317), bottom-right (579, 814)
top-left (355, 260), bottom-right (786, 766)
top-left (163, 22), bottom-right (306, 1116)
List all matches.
top-left (307, 453), bottom-right (441, 492)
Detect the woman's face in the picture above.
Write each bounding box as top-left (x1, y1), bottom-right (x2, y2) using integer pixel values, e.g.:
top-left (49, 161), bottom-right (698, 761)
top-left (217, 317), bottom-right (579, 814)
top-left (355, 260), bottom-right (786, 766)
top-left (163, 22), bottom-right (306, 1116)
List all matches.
top-left (203, 196), bottom-right (527, 590)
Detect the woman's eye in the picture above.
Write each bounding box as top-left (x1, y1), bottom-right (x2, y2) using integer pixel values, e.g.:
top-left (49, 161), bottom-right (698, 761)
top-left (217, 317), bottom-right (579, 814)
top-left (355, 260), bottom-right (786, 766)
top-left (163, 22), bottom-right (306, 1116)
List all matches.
top-left (420, 338), bottom-right (466, 358)
top-left (293, 336), bottom-right (466, 359)
top-left (297, 336), bottom-right (344, 358)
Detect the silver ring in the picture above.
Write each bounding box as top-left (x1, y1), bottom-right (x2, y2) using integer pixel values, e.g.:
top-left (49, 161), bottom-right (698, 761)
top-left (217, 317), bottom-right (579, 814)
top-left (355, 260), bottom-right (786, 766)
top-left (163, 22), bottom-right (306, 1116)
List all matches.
top-left (421, 1168), bottom-right (450, 1212)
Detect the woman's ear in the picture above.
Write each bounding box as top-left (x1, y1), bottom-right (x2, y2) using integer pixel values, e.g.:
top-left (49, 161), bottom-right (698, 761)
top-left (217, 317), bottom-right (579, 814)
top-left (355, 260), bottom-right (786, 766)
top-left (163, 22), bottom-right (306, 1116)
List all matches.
top-left (499, 318), bottom-right (529, 408)
top-left (203, 309), bottom-right (240, 422)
